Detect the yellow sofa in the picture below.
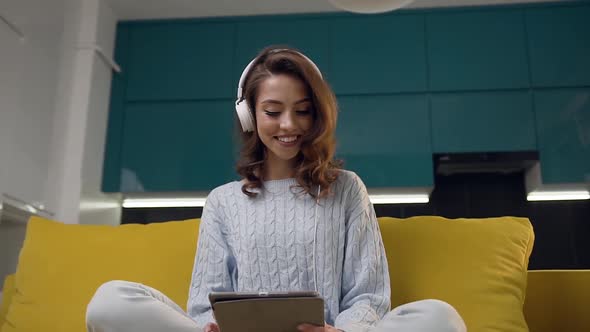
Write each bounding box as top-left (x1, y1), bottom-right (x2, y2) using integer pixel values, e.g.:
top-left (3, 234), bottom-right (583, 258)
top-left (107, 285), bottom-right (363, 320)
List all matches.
top-left (0, 216), bottom-right (589, 332)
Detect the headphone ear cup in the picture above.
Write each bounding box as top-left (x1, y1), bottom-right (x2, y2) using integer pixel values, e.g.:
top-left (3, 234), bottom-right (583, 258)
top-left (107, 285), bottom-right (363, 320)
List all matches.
top-left (235, 100), bottom-right (255, 132)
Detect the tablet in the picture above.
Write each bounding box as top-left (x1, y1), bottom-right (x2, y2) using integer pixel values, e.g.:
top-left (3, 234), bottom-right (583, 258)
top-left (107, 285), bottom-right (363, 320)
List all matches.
top-left (209, 291), bottom-right (324, 332)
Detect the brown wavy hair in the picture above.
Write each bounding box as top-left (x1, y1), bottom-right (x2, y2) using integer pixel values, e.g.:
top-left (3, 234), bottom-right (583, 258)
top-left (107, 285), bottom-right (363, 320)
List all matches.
top-left (235, 46), bottom-right (342, 200)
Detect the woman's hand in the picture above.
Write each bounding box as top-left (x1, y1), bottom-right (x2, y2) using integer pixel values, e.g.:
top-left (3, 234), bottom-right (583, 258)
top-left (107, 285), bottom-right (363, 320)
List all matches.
top-left (297, 323), bottom-right (341, 332)
top-left (203, 322), bottom-right (220, 332)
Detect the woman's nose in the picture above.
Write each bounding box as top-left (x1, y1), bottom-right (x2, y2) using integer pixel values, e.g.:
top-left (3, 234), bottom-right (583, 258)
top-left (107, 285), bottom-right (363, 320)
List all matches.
top-left (279, 111), bottom-right (296, 130)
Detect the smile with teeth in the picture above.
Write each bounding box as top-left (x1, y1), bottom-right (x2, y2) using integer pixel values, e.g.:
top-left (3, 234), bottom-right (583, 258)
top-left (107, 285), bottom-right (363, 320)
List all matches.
top-left (275, 135), bottom-right (300, 144)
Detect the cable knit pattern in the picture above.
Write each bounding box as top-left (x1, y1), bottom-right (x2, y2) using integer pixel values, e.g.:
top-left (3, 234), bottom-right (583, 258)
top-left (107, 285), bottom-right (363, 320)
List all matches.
top-left (187, 170), bottom-right (391, 330)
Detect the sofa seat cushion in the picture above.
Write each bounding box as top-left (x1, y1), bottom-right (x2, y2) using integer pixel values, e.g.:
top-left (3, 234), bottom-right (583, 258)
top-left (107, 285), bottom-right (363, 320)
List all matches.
top-left (378, 216), bottom-right (534, 332)
top-left (0, 216), bottom-right (199, 332)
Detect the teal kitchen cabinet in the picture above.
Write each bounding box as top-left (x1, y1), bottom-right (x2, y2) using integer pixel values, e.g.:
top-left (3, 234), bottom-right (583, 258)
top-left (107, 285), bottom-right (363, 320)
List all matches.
top-left (125, 22), bottom-right (235, 101)
top-left (426, 9), bottom-right (529, 91)
top-left (534, 88), bottom-right (590, 184)
top-left (235, 18), bottom-right (333, 83)
top-left (526, 4), bottom-right (590, 87)
top-left (330, 14), bottom-right (427, 95)
top-left (119, 100), bottom-right (237, 191)
top-left (103, 2), bottom-right (590, 194)
top-left (431, 91), bottom-right (536, 153)
top-left (336, 95), bottom-right (432, 188)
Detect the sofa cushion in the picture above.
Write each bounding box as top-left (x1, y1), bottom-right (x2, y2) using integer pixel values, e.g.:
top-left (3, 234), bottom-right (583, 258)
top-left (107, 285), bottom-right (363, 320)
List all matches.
top-left (0, 216), bottom-right (199, 332)
top-left (1, 215), bottom-right (535, 332)
top-left (378, 216), bottom-right (534, 332)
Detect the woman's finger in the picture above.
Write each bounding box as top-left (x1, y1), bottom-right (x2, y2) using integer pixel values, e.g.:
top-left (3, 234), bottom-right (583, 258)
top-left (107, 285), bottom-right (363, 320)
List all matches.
top-left (203, 322), bottom-right (220, 332)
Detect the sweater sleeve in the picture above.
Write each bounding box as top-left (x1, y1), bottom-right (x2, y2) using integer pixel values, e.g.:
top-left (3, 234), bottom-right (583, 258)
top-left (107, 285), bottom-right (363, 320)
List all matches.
top-left (186, 189), bottom-right (235, 327)
top-left (334, 173), bottom-right (391, 332)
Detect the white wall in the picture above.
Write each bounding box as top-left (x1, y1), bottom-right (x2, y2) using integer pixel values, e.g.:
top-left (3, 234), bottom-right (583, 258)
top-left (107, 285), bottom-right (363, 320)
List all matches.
top-left (0, 0), bottom-right (64, 209)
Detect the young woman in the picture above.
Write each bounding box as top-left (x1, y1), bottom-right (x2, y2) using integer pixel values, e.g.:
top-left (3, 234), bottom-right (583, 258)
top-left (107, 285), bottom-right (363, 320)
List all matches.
top-left (86, 47), bottom-right (466, 332)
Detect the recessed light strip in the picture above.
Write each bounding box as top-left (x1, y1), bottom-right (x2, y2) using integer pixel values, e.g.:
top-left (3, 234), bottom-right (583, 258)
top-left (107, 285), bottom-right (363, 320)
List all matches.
top-left (122, 198), bottom-right (208, 208)
top-left (370, 194), bottom-right (430, 204)
top-left (527, 190), bottom-right (590, 202)
top-left (122, 194), bottom-right (430, 208)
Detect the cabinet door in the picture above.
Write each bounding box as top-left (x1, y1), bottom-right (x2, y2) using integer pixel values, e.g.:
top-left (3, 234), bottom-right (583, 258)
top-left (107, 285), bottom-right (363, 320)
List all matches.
top-left (235, 18), bottom-right (332, 83)
top-left (119, 100), bottom-right (237, 191)
top-left (336, 95), bottom-right (432, 188)
top-left (534, 89), bottom-right (590, 184)
top-left (330, 14), bottom-right (427, 94)
top-left (426, 9), bottom-right (529, 90)
top-left (526, 4), bottom-right (590, 87)
top-left (431, 91), bottom-right (536, 153)
top-left (125, 22), bottom-right (235, 101)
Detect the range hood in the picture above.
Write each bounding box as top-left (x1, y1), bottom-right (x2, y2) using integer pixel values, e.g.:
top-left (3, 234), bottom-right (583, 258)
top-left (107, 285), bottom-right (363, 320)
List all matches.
top-left (435, 151), bottom-right (539, 176)
top-left (434, 151), bottom-right (589, 201)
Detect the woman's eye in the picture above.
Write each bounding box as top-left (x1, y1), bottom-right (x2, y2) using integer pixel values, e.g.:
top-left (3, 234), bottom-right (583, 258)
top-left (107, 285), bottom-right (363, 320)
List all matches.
top-left (296, 109), bottom-right (312, 115)
top-left (264, 111), bottom-right (280, 117)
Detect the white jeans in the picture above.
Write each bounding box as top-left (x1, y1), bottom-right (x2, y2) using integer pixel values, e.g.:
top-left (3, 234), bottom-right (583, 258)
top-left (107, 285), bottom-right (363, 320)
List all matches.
top-left (86, 280), bottom-right (466, 332)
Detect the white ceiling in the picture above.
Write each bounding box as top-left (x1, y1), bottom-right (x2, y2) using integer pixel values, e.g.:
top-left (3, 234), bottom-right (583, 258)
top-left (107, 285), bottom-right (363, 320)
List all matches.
top-left (109, 0), bottom-right (568, 20)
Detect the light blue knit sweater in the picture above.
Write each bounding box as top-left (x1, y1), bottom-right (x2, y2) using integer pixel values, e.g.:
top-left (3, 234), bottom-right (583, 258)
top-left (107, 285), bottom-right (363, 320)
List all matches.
top-left (187, 170), bottom-right (391, 331)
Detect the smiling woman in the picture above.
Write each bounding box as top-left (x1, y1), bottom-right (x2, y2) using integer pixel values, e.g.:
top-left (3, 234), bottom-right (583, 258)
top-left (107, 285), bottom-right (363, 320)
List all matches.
top-left (86, 47), bottom-right (466, 332)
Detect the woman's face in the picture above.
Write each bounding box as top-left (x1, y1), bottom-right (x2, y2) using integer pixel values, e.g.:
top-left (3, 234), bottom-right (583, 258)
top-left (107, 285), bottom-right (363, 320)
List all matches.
top-left (255, 74), bottom-right (313, 165)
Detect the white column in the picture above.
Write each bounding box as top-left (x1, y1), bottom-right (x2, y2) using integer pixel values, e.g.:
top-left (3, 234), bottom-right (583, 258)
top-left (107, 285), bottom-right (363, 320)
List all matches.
top-left (46, 0), bottom-right (121, 224)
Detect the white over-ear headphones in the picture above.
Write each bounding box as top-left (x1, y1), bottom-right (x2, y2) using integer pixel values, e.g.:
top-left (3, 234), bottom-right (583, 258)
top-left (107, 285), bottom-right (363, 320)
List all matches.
top-left (235, 49), bottom-right (323, 133)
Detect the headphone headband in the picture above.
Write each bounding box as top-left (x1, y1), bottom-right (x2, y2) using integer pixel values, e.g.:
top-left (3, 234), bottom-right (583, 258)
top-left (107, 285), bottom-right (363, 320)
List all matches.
top-left (237, 49), bottom-right (323, 100)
